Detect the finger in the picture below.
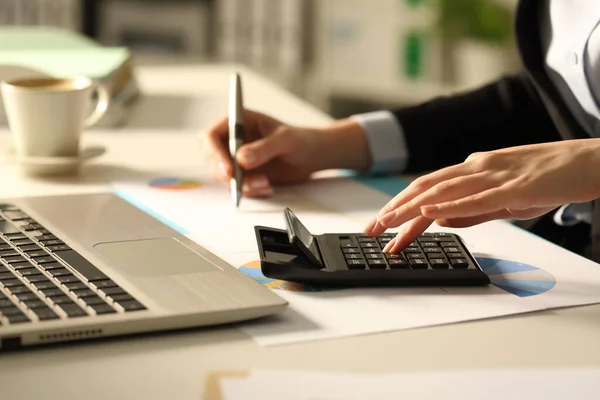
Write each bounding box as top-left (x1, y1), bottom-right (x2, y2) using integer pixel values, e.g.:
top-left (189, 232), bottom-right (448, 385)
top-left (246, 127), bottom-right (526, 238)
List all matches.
top-left (383, 216), bottom-right (434, 253)
top-left (420, 187), bottom-right (509, 219)
top-left (507, 206), bottom-right (556, 220)
top-left (376, 163), bottom-right (474, 219)
top-left (378, 172), bottom-right (497, 229)
top-left (436, 209), bottom-right (513, 228)
top-left (236, 126), bottom-right (297, 169)
top-left (364, 218), bottom-right (387, 236)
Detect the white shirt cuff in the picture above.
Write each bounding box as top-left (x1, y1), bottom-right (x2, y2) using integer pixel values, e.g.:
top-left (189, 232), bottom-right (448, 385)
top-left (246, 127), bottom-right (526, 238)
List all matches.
top-left (351, 110), bottom-right (408, 174)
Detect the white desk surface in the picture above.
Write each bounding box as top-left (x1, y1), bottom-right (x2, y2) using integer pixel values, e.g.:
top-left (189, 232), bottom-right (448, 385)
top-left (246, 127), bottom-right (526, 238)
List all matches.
top-left (1, 63), bottom-right (600, 400)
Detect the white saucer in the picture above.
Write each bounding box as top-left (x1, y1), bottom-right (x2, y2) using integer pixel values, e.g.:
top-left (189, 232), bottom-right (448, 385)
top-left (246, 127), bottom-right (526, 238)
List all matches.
top-left (0, 146), bottom-right (106, 176)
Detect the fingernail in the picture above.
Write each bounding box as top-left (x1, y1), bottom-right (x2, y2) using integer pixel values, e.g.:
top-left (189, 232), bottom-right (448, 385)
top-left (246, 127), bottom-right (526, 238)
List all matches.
top-left (378, 211), bottom-right (396, 225)
top-left (364, 218), bottom-right (377, 234)
top-left (382, 238), bottom-right (396, 253)
top-left (421, 205), bottom-right (439, 214)
top-left (240, 149), bottom-right (257, 165)
top-left (219, 161), bottom-right (229, 179)
top-left (249, 176), bottom-right (269, 190)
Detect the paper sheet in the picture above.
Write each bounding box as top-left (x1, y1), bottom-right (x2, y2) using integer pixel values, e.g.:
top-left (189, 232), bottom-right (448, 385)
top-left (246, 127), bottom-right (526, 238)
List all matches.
top-left (113, 171), bottom-right (600, 346)
top-left (214, 368), bottom-right (600, 400)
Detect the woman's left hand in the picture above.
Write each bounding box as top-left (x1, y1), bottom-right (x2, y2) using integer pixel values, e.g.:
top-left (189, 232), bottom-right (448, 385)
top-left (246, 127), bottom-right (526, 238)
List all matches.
top-left (364, 139), bottom-right (600, 253)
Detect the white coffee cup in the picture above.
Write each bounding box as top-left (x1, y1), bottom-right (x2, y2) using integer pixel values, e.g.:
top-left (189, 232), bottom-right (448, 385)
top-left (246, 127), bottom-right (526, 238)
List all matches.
top-left (0, 76), bottom-right (109, 175)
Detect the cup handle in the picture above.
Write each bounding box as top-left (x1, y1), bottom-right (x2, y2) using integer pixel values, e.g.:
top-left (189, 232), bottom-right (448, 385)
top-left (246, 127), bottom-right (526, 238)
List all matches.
top-left (83, 83), bottom-right (110, 128)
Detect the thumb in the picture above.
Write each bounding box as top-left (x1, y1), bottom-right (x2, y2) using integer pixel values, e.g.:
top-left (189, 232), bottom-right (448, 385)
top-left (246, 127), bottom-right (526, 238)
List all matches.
top-left (236, 127), bottom-right (296, 169)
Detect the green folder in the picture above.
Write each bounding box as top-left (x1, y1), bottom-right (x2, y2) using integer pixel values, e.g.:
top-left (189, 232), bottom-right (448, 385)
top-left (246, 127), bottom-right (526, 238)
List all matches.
top-left (0, 27), bottom-right (131, 80)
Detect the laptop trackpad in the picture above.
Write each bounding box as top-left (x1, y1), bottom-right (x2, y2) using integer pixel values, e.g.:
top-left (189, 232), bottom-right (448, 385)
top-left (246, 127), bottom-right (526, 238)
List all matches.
top-left (94, 238), bottom-right (219, 277)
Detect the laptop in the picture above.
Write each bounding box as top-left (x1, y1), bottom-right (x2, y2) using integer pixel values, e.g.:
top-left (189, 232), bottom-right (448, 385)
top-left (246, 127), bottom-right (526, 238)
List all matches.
top-left (0, 192), bottom-right (287, 351)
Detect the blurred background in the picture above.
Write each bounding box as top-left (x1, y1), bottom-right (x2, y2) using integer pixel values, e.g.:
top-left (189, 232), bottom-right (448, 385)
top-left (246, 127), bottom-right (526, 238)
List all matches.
top-left (0, 0), bottom-right (519, 120)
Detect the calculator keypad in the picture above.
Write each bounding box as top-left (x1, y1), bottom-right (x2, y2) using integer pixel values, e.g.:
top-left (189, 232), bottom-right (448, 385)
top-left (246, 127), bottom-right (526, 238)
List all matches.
top-left (340, 233), bottom-right (473, 271)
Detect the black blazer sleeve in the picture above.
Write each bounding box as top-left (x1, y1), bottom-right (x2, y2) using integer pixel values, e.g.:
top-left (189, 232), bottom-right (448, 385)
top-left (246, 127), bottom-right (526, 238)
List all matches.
top-left (393, 72), bottom-right (562, 173)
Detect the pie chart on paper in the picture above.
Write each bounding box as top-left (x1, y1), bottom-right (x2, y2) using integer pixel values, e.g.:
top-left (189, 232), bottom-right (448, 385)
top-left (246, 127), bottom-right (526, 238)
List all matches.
top-left (476, 258), bottom-right (556, 298)
top-left (148, 177), bottom-right (202, 190)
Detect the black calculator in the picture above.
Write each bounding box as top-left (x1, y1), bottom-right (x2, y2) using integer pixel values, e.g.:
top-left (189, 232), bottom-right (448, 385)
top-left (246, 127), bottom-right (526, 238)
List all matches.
top-left (254, 208), bottom-right (490, 287)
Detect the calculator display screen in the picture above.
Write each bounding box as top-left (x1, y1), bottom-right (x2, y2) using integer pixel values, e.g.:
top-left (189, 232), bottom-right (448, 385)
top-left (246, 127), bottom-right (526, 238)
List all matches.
top-left (283, 208), bottom-right (322, 265)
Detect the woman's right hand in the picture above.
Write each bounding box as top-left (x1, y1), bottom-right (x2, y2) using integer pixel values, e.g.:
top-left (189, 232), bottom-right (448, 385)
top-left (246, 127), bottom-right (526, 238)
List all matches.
top-left (199, 109), bottom-right (372, 198)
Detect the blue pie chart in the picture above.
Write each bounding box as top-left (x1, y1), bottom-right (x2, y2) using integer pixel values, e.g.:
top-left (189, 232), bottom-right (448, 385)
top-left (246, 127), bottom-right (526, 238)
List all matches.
top-left (476, 258), bottom-right (556, 297)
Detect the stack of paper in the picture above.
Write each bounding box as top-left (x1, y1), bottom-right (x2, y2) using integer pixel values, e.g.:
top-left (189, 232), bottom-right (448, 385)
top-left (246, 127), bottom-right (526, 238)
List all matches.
top-left (207, 368), bottom-right (600, 400)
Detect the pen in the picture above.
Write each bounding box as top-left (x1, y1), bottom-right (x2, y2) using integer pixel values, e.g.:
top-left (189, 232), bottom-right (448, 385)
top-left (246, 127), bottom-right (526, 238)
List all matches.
top-left (229, 72), bottom-right (244, 208)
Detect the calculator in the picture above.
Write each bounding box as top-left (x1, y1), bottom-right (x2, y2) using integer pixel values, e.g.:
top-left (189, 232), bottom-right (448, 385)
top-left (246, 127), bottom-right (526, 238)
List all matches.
top-left (254, 208), bottom-right (490, 287)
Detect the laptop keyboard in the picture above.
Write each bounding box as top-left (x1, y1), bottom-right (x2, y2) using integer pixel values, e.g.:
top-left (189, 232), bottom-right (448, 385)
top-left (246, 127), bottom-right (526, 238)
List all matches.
top-left (0, 204), bottom-right (146, 327)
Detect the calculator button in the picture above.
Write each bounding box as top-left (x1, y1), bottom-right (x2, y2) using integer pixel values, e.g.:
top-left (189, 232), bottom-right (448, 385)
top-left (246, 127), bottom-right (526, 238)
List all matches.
top-left (342, 248), bottom-right (360, 254)
top-left (360, 243), bottom-right (378, 248)
top-left (385, 253), bottom-right (403, 259)
top-left (388, 259), bottom-right (409, 269)
top-left (444, 247), bottom-right (461, 253)
top-left (441, 242), bottom-right (458, 247)
top-left (425, 252), bottom-right (444, 259)
top-left (433, 232), bottom-right (451, 237)
top-left (358, 238), bottom-right (377, 243)
top-left (344, 254), bottom-right (363, 260)
top-left (447, 253), bottom-right (465, 258)
top-left (367, 259), bottom-right (387, 269)
top-left (420, 242), bottom-right (438, 247)
top-left (406, 253), bottom-right (425, 259)
top-left (419, 233), bottom-right (434, 237)
top-left (430, 259), bottom-right (449, 269)
top-left (363, 248), bottom-right (379, 254)
top-left (340, 240), bottom-right (356, 248)
top-left (365, 254), bottom-right (383, 260)
top-left (451, 259), bottom-right (469, 268)
top-left (346, 260), bottom-right (366, 270)
top-left (409, 259), bottom-right (429, 269)
top-left (423, 247), bottom-right (442, 253)
top-left (404, 247), bottom-right (421, 253)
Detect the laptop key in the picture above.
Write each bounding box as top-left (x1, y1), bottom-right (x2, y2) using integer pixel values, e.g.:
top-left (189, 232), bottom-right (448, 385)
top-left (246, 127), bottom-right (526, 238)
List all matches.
top-left (92, 280), bottom-right (118, 290)
top-left (60, 304), bottom-right (88, 318)
top-left (0, 272), bottom-right (16, 281)
top-left (33, 281), bottom-right (58, 291)
top-left (46, 245), bottom-right (71, 252)
top-left (0, 299), bottom-right (16, 308)
top-left (118, 300), bottom-right (146, 312)
top-left (40, 240), bottom-right (64, 246)
top-left (56, 275), bottom-right (81, 284)
top-left (0, 221), bottom-right (21, 234)
top-left (100, 287), bottom-right (127, 296)
top-left (33, 257), bottom-right (57, 264)
top-left (18, 269), bottom-right (42, 277)
top-left (0, 306), bottom-right (23, 316)
top-left (64, 282), bottom-right (88, 291)
top-left (9, 285), bottom-right (32, 294)
top-left (4, 211), bottom-right (28, 221)
top-left (24, 299), bottom-right (48, 309)
top-left (26, 251), bottom-right (49, 258)
top-left (54, 250), bottom-right (109, 282)
top-left (91, 304), bottom-right (117, 315)
top-left (7, 313), bottom-right (30, 324)
top-left (12, 262), bottom-right (35, 270)
top-left (6, 256), bottom-right (26, 264)
top-left (82, 296), bottom-right (108, 306)
top-left (34, 235), bottom-right (57, 241)
top-left (11, 239), bottom-right (34, 247)
top-left (41, 288), bottom-right (65, 297)
top-left (51, 296), bottom-right (74, 305)
top-left (0, 265), bottom-right (8, 273)
top-left (2, 279), bottom-right (24, 288)
top-left (108, 293), bottom-right (135, 302)
top-left (0, 250), bottom-right (21, 257)
top-left (72, 289), bottom-right (97, 299)
top-left (48, 269), bottom-right (73, 277)
top-left (0, 244), bottom-right (13, 251)
top-left (34, 307), bottom-right (59, 321)
top-left (39, 262), bottom-right (64, 271)
top-left (26, 275), bottom-right (51, 284)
